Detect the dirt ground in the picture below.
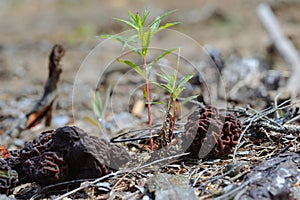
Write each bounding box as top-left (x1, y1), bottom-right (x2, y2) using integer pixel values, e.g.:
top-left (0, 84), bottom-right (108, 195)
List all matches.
top-left (1, 0), bottom-right (300, 199)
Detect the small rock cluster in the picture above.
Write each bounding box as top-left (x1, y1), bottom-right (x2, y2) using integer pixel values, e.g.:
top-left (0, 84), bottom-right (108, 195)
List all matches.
top-left (181, 106), bottom-right (242, 159)
top-left (239, 152), bottom-right (300, 200)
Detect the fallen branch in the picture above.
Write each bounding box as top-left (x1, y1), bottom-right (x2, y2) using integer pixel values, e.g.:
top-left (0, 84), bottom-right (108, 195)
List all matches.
top-left (26, 44), bottom-right (65, 128)
top-left (257, 3), bottom-right (300, 96)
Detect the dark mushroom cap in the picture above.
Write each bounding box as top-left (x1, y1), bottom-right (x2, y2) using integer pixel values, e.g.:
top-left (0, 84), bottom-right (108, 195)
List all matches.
top-left (0, 158), bottom-right (18, 195)
top-left (181, 106), bottom-right (241, 159)
top-left (13, 126), bottom-right (130, 186)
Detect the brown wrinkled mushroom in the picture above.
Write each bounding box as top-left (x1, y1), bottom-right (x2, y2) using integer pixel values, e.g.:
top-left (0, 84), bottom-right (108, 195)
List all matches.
top-left (18, 129), bottom-right (67, 185)
top-left (12, 126), bottom-right (130, 186)
top-left (181, 106), bottom-right (241, 159)
top-left (0, 158), bottom-right (18, 195)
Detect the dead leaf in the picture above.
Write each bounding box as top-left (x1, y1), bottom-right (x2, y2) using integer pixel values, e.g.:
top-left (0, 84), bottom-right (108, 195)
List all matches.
top-left (0, 144), bottom-right (9, 159)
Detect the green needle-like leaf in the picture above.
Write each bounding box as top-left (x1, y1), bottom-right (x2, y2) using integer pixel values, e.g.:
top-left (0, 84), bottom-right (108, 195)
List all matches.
top-left (102, 84), bottom-right (111, 121)
top-left (148, 9), bottom-right (177, 28)
top-left (150, 48), bottom-right (177, 65)
top-left (177, 74), bottom-right (194, 89)
top-left (155, 22), bottom-right (181, 33)
top-left (158, 9), bottom-right (177, 20)
top-left (136, 12), bottom-right (143, 29)
top-left (179, 95), bottom-right (198, 105)
top-left (156, 72), bottom-right (170, 82)
top-left (142, 7), bottom-right (150, 24)
top-left (113, 18), bottom-right (138, 30)
top-left (128, 10), bottom-right (137, 24)
top-left (153, 82), bottom-right (173, 93)
top-left (149, 18), bottom-right (161, 33)
top-left (173, 87), bottom-right (184, 99)
top-left (98, 34), bottom-right (113, 39)
top-left (92, 90), bottom-right (102, 119)
top-left (100, 34), bottom-right (141, 55)
top-left (83, 116), bottom-right (102, 130)
top-left (160, 68), bottom-right (174, 82)
top-left (170, 72), bottom-right (176, 86)
top-left (142, 29), bottom-right (152, 56)
top-left (117, 58), bottom-right (144, 77)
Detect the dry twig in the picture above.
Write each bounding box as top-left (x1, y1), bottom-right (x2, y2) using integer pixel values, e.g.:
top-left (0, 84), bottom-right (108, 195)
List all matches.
top-left (232, 98), bottom-right (300, 161)
top-left (26, 44), bottom-right (65, 128)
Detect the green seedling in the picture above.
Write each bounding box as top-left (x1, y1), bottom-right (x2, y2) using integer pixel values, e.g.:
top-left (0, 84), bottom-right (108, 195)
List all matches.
top-left (101, 8), bottom-right (179, 150)
top-left (84, 85), bottom-right (111, 137)
top-left (154, 50), bottom-right (196, 139)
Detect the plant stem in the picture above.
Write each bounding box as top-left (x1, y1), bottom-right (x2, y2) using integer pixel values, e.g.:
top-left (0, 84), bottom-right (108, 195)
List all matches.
top-left (143, 56), bottom-right (153, 150)
top-left (171, 99), bottom-right (176, 140)
top-left (169, 48), bottom-right (180, 140)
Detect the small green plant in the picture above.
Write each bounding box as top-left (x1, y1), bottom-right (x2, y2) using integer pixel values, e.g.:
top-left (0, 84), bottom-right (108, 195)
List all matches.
top-left (101, 8), bottom-right (179, 150)
top-left (154, 50), bottom-right (196, 140)
top-left (83, 86), bottom-right (111, 137)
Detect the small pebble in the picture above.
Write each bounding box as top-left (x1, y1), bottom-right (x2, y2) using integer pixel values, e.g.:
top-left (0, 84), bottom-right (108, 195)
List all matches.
top-left (13, 139), bottom-right (24, 147)
top-left (142, 195), bottom-right (150, 200)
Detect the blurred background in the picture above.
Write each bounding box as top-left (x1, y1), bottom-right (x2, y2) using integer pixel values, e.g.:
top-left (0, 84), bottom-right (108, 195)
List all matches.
top-left (0, 0), bottom-right (299, 139)
top-left (1, 0), bottom-right (299, 90)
